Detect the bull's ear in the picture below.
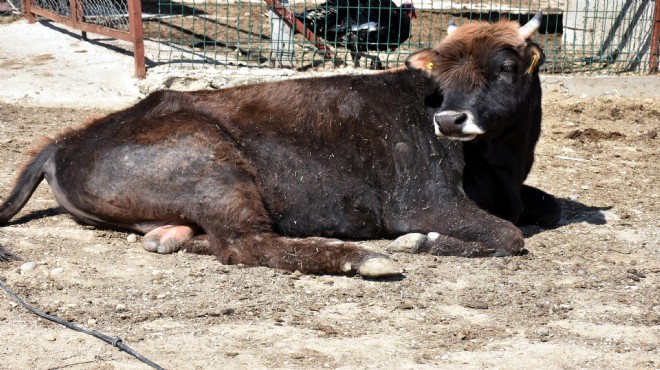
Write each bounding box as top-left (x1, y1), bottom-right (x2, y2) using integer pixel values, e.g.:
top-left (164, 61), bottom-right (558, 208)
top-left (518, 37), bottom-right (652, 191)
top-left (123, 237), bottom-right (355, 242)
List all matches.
top-left (525, 43), bottom-right (545, 74)
top-left (405, 48), bottom-right (439, 76)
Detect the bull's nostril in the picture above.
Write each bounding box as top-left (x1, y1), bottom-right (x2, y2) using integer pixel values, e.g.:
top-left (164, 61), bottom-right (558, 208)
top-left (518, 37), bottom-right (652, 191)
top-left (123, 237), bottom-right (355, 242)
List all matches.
top-left (453, 113), bottom-right (467, 125)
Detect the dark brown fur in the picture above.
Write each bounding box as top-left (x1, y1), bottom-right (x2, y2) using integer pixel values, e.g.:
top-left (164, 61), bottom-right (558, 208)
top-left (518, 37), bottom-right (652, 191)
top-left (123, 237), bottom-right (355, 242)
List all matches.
top-left (1, 19), bottom-right (547, 276)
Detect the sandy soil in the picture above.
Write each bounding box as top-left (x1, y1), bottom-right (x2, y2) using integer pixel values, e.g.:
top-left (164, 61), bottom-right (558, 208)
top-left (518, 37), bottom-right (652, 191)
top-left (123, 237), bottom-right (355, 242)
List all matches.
top-left (0, 97), bottom-right (658, 369)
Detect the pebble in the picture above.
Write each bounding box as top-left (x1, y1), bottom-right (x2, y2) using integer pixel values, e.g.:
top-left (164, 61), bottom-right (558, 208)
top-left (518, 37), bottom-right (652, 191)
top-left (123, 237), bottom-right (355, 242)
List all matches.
top-left (87, 319), bottom-right (97, 325)
top-left (464, 299), bottom-right (489, 310)
top-left (50, 267), bottom-right (64, 276)
top-left (127, 234), bottom-right (138, 243)
top-left (44, 334), bottom-right (56, 341)
top-left (20, 262), bottom-right (37, 273)
top-left (116, 303), bottom-right (126, 311)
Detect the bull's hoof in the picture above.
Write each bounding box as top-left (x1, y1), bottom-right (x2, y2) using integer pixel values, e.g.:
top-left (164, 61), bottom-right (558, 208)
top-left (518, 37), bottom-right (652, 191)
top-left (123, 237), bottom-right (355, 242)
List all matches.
top-left (356, 257), bottom-right (403, 278)
top-left (386, 233), bottom-right (427, 253)
top-left (142, 238), bottom-right (181, 254)
top-left (142, 225), bottom-right (195, 254)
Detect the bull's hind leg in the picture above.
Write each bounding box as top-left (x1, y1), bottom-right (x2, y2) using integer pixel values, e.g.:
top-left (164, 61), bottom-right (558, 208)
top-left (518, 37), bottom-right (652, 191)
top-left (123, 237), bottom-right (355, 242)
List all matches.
top-left (142, 225), bottom-right (197, 254)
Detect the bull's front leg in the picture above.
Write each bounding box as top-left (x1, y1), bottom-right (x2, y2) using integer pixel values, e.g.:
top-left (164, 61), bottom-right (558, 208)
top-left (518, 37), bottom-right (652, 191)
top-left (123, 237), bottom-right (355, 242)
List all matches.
top-left (519, 184), bottom-right (561, 227)
top-left (386, 203), bottom-right (526, 258)
top-left (211, 233), bottom-right (402, 277)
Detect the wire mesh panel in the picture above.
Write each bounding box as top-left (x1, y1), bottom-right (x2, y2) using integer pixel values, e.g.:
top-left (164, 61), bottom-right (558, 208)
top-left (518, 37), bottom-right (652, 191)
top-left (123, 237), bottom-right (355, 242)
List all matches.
top-left (81, 0), bottom-right (130, 31)
top-left (144, 0), bottom-right (659, 74)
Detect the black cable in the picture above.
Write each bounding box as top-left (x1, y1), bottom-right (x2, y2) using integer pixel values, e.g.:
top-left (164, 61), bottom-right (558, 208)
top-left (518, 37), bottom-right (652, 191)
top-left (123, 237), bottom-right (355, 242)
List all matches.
top-left (0, 278), bottom-right (165, 370)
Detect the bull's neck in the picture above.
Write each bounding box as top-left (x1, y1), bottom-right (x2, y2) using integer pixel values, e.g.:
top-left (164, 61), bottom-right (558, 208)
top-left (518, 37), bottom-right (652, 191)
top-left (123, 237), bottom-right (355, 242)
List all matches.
top-left (377, 68), bottom-right (439, 99)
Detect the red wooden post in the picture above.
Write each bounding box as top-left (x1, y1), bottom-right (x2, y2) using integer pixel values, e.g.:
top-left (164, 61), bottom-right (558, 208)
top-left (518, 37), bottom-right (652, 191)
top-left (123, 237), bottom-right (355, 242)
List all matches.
top-left (22, 0), bottom-right (35, 23)
top-left (127, 0), bottom-right (146, 79)
top-left (650, 0), bottom-right (660, 73)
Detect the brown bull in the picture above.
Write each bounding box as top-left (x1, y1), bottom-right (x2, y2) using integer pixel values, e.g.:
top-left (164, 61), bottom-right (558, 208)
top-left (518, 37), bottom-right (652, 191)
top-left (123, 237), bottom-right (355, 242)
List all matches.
top-left (1, 14), bottom-right (554, 276)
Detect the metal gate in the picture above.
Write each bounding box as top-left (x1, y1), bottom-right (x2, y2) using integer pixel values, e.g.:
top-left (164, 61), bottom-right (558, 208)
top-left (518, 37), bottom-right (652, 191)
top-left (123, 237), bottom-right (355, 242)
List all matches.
top-left (21, 0), bottom-right (146, 77)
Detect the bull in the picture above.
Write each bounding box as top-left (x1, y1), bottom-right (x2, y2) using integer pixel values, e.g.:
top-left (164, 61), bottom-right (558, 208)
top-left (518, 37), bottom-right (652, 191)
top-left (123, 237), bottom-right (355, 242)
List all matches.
top-left (0, 14), bottom-right (557, 276)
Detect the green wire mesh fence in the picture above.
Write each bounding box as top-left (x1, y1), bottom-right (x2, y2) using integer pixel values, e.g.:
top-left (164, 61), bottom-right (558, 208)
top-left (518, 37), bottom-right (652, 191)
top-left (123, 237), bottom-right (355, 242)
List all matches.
top-left (7, 0), bottom-right (660, 74)
top-left (142, 0), bottom-right (659, 74)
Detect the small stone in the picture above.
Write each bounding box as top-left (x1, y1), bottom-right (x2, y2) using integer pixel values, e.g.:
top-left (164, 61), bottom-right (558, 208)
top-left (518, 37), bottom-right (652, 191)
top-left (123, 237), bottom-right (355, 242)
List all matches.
top-left (536, 327), bottom-right (550, 337)
top-left (44, 334), bottom-right (56, 341)
top-left (386, 233), bottom-right (427, 253)
top-left (221, 308), bottom-right (235, 315)
top-left (291, 270), bottom-right (302, 279)
top-left (50, 267), bottom-right (64, 276)
top-left (396, 302), bottom-right (414, 310)
top-left (127, 234), bottom-right (138, 243)
top-left (87, 319), bottom-right (97, 325)
top-left (358, 258), bottom-right (403, 277)
top-left (116, 304), bottom-right (126, 311)
top-left (20, 262), bottom-right (37, 273)
top-left (464, 299), bottom-right (489, 310)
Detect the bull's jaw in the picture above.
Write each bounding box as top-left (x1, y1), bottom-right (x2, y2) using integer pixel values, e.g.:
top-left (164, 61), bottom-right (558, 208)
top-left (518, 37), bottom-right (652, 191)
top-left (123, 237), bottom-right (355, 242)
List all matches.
top-left (433, 110), bottom-right (484, 141)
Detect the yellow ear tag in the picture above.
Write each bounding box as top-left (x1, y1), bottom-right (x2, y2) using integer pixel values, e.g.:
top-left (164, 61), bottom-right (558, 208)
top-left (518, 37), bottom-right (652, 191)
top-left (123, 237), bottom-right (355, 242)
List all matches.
top-left (526, 53), bottom-right (539, 74)
top-left (426, 62), bottom-right (435, 70)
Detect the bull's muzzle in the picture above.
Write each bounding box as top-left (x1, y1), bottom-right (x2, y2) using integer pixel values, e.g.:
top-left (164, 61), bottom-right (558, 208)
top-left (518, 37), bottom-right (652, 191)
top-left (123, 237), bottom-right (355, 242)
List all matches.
top-left (433, 111), bottom-right (484, 141)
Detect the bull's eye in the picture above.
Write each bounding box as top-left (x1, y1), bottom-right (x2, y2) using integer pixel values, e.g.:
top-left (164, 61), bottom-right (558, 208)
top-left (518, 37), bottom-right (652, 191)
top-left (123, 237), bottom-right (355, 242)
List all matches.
top-left (501, 64), bottom-right (515, 73)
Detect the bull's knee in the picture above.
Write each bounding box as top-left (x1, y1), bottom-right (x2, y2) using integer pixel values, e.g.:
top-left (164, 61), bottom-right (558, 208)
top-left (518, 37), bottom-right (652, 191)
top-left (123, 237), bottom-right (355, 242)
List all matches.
top-left (491, 223), bottom-right (525, 256)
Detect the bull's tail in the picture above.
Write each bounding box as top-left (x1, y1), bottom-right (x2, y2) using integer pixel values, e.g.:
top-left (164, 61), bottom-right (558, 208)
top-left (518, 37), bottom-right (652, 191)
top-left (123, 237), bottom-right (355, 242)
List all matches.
top-left (0, 141), bottom-right (57, 224)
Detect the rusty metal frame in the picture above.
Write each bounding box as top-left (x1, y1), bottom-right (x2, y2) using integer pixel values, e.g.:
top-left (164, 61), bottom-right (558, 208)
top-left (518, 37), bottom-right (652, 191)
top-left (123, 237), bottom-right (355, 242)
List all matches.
top-left (22, 0), bottom-right (146, 78)
top-left (650, 0), bottom-right (660, 73)
top-left (262, 0), bottom-right (334, 60)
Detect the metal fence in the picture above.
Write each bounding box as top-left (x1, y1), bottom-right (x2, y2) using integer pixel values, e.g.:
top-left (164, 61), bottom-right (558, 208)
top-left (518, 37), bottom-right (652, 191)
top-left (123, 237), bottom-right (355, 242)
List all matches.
top-left (17, 0), bottom-right (146, 77)
top-left (8, 0), bottom-right (660, 74)
top-left (143, 0), bottom-right (660, 74)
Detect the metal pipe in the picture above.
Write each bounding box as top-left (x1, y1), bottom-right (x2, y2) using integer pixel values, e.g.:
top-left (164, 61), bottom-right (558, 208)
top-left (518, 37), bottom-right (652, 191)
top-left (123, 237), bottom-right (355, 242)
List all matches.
top-left (262, 0), bottom-right (334, 60)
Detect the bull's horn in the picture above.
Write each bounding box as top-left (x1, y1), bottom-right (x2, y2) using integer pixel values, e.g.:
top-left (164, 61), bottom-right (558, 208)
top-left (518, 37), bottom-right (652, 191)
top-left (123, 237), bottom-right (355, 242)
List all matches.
top-left (519, 10), bottom-right (542, 38)
top-left (447, 19), bottom-right (457, 35)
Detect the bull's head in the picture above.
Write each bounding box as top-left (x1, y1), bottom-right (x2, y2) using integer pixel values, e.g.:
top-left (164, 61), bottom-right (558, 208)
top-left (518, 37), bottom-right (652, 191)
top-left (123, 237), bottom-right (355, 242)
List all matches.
top-left (406, 11), bottom-right (545, 141)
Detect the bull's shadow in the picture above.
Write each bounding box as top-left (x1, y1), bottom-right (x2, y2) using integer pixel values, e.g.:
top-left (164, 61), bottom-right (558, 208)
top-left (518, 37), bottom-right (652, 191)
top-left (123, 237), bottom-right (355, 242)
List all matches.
top-left (521, 197), bottom-right (610, 237)
top-left (4, 207), bottom-right (65, 226)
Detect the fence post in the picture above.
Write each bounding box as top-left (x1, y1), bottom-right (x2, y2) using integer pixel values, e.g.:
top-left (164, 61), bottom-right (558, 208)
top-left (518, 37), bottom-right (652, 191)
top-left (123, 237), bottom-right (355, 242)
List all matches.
top-left (22, 0), bottom-right (35, 23)
top-left (127, 0), bottom-right (146, 78)
top-left (650, 0), bottom-right (660, 73)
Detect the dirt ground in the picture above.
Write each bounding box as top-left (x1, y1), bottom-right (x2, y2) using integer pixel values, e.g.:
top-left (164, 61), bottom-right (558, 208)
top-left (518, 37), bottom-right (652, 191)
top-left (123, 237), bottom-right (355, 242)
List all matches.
top-left (0, 96), bottom-right (658, 369)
